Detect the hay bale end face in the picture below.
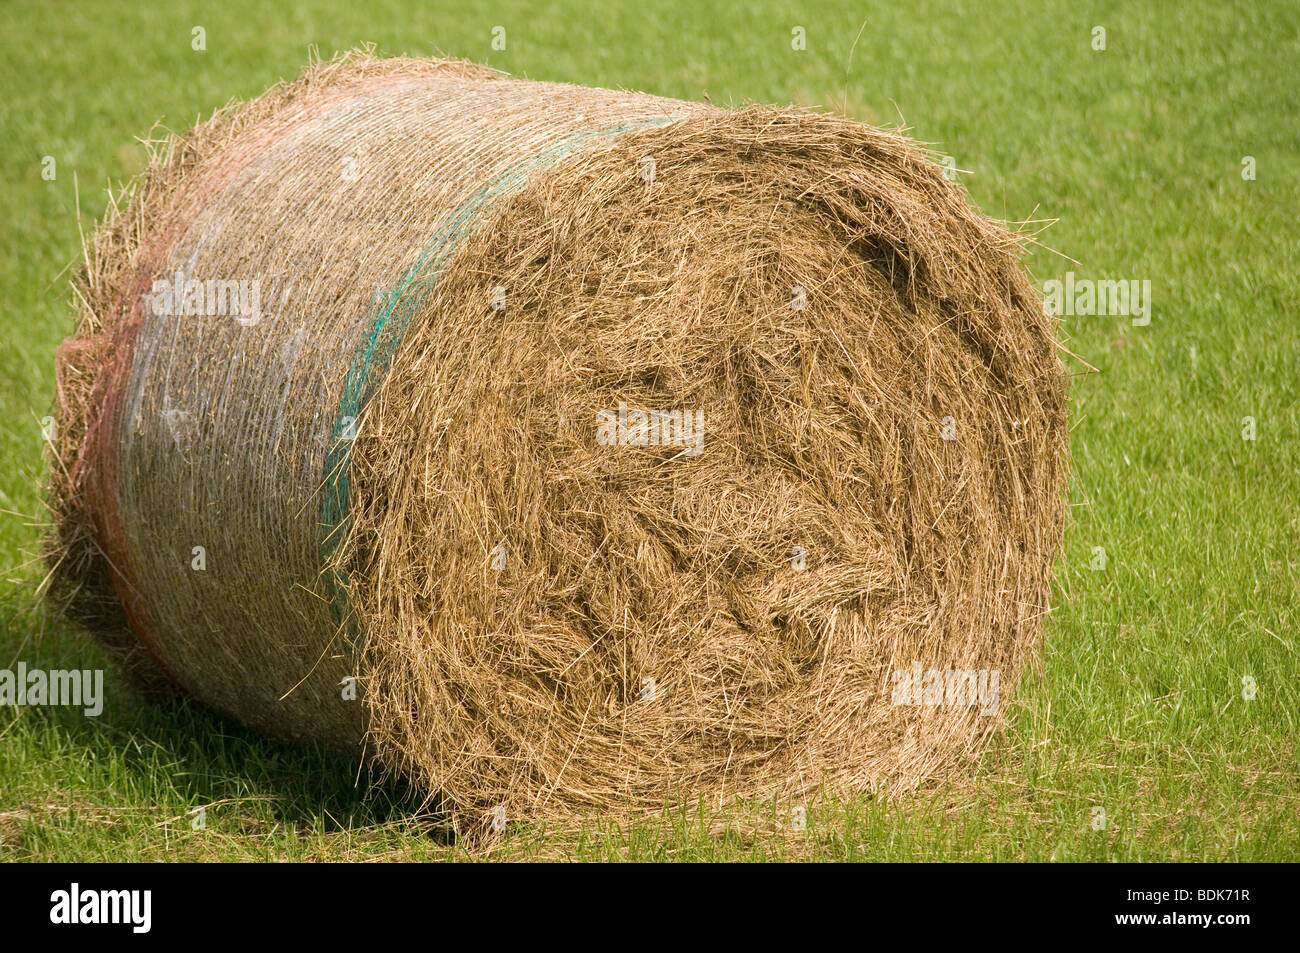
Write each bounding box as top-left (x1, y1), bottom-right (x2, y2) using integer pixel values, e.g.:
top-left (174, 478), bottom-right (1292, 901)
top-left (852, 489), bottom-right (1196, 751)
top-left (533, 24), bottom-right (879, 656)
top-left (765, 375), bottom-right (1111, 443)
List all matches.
top-left (46, 51), bottom-right (1067, 832)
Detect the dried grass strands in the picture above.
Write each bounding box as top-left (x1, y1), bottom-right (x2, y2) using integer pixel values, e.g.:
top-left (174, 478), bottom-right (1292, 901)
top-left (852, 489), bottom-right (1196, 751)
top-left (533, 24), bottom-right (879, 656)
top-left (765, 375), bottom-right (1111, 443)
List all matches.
top-left (46, 51), bottom-right (1067, 835)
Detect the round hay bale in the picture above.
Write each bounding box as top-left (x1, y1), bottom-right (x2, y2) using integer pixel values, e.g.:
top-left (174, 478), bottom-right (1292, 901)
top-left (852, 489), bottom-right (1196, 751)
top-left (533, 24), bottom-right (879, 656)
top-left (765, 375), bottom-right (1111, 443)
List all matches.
top-left (47, 50), bottom-right (1068, 832)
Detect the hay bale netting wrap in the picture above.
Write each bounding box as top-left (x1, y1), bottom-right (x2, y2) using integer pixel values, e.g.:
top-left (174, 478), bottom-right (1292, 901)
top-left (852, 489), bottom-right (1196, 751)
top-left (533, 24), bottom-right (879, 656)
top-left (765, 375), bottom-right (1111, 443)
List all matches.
top-left (47, 52), bottom-right (1067, 829)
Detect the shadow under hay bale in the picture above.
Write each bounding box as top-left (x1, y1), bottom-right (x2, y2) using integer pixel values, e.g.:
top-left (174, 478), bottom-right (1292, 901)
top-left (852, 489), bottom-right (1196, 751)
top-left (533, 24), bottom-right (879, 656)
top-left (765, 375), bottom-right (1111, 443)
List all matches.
top-left (45, 49), bottom-right (1067, 837)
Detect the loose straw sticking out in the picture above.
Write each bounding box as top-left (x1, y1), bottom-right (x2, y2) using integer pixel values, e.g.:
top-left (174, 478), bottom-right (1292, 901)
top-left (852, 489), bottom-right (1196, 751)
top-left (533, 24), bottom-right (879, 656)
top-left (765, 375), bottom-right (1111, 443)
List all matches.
top-left (46, 51), bottom-right (1068, 837)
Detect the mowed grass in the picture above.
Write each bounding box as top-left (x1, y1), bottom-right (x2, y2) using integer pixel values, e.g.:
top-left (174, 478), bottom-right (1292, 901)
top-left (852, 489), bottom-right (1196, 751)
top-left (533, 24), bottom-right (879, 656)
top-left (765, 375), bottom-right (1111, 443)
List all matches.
top-left (1, 0), bottom-right (1296, 861)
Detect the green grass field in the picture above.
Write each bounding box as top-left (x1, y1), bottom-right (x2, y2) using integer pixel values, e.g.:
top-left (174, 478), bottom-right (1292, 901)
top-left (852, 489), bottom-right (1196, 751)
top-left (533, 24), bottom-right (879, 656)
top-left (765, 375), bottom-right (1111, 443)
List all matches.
top-left (1, 0), bottom-right (1296, 861)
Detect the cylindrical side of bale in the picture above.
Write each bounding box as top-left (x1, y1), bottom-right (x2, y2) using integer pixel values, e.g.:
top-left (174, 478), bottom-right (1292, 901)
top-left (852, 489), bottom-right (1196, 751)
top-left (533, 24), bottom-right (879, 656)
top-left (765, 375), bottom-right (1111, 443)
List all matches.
top-left (48, 52), bottom-right (1067, 827)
